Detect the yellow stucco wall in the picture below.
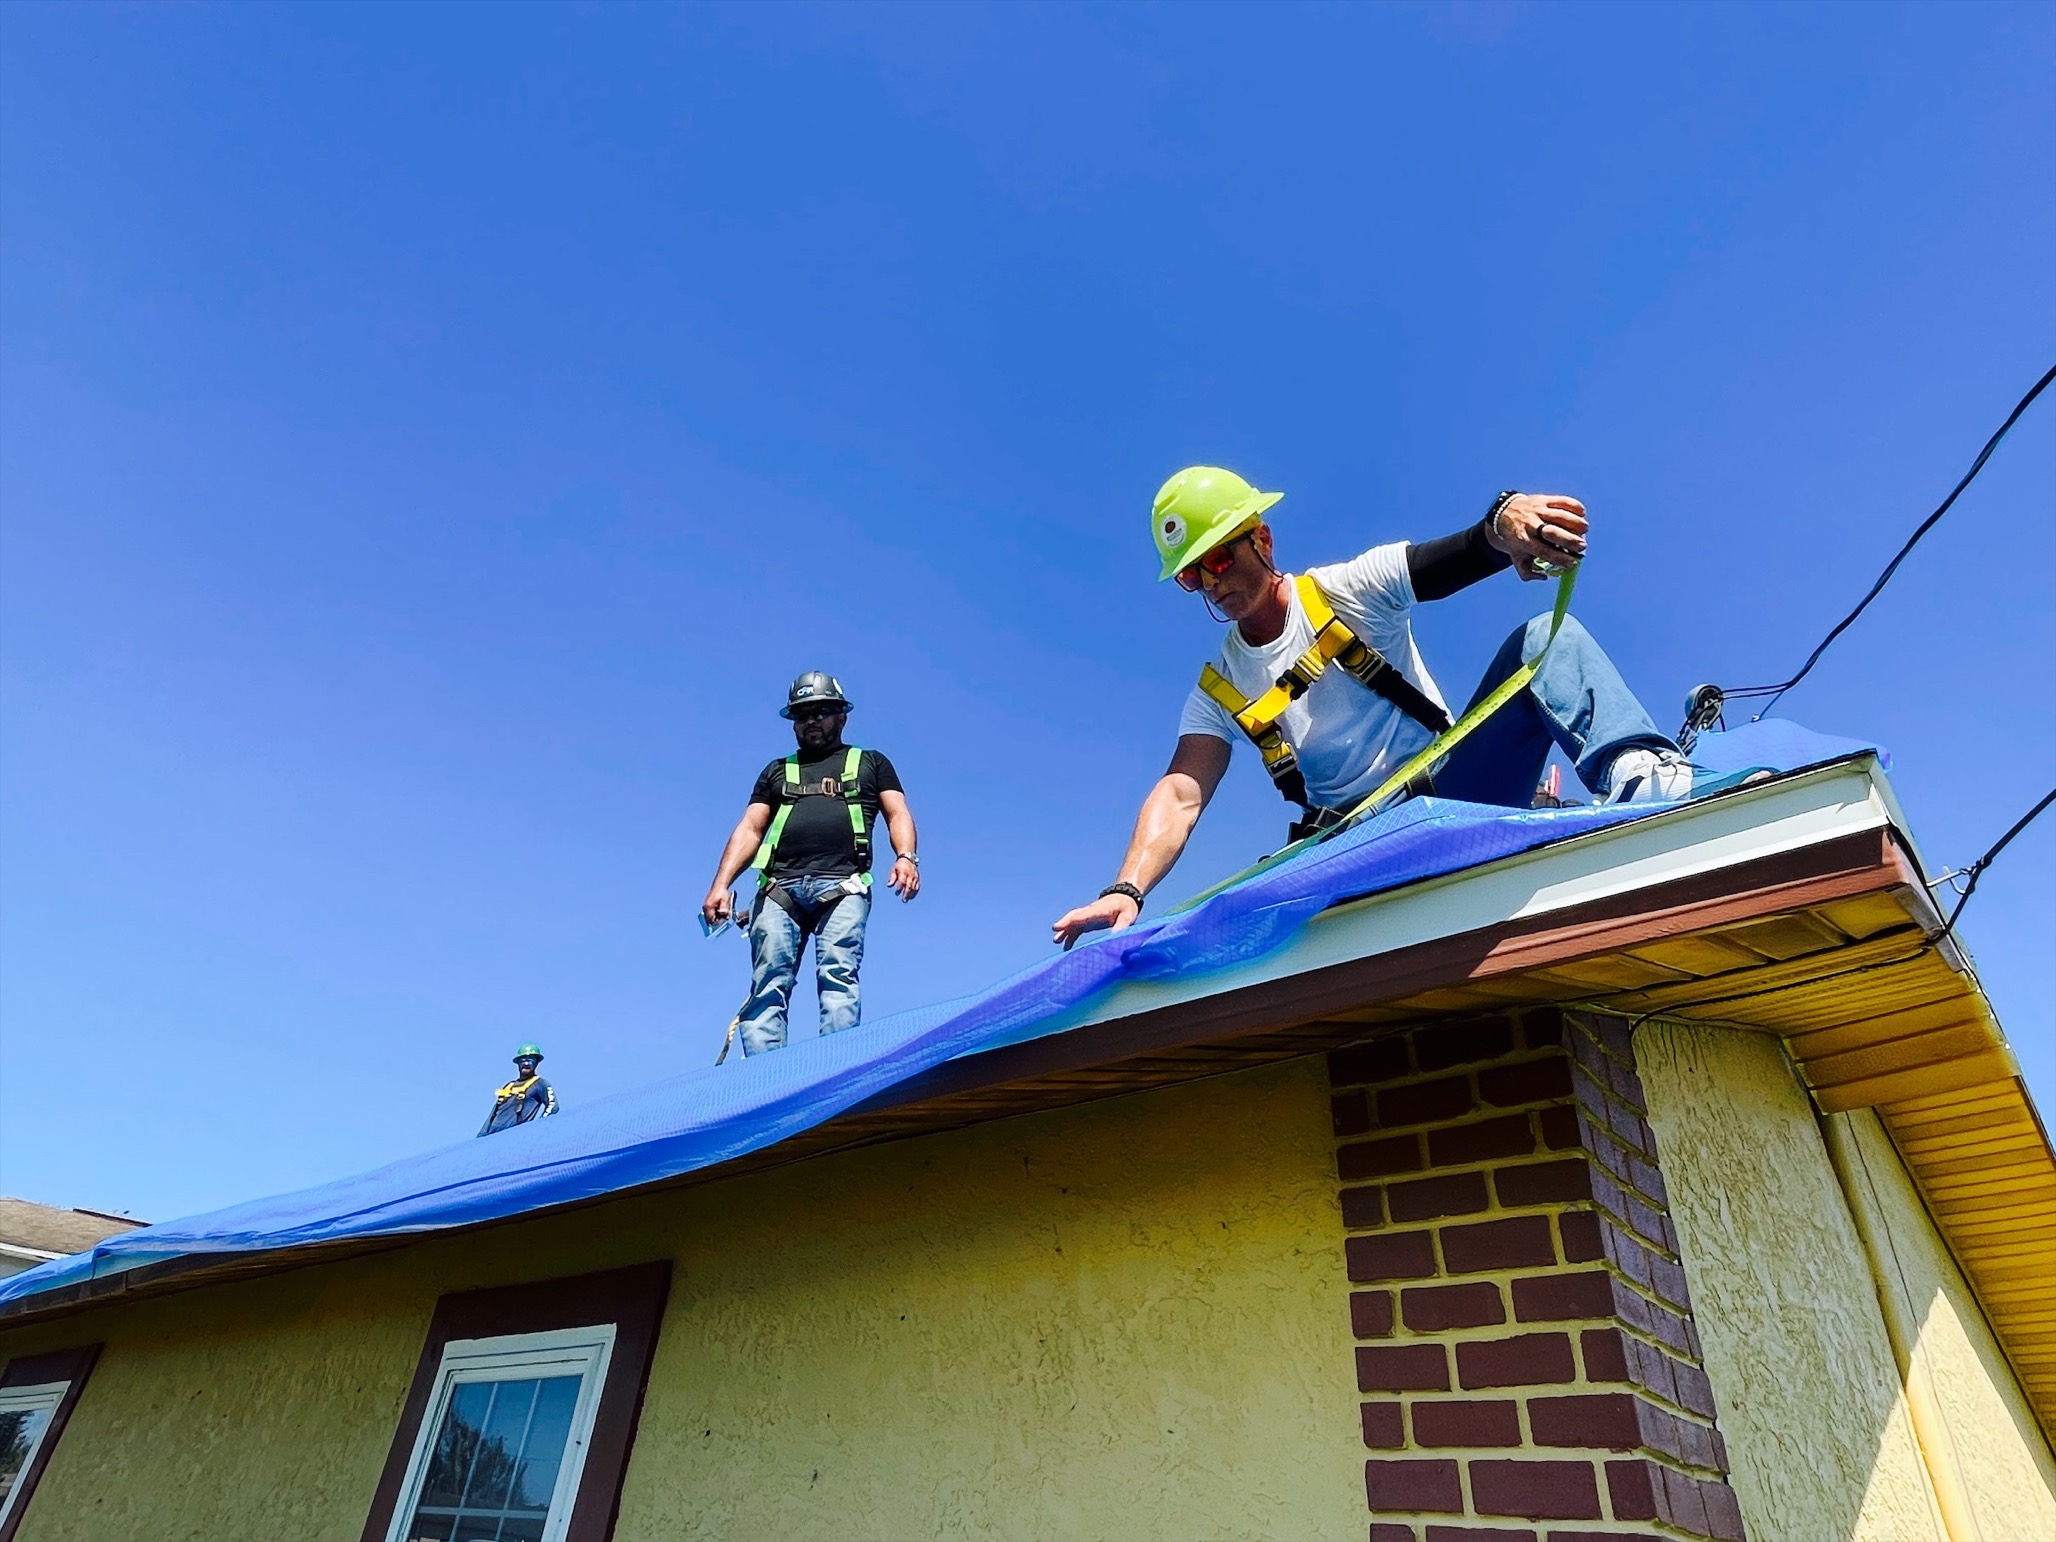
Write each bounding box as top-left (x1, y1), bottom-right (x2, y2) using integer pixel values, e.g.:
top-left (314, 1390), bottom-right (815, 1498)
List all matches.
top-left (1830, 1106), bottom-right (2056, 1541)
top-left (0, 1056), bottom-right (1363, 1542)
top-left (1637, 1017), bottom-right (2056, 1542)
top-left (1634, 1018), bottom-right (1946, 1542)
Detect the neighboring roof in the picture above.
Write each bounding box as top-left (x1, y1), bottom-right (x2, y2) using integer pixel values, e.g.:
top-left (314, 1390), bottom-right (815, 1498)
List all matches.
top-left (2, 723), bottom-right (2049, 1435)
top-left (0, 1198), bottom-right (144, 1259)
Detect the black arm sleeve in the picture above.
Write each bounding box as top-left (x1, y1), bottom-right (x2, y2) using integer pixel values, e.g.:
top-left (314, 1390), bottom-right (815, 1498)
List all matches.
top-left (1406, 516), bottom-right (1513, 602)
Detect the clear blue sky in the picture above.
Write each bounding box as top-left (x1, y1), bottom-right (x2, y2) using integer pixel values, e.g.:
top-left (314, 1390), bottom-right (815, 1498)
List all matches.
top-left (3, 2), bottom-right (2050, 1223)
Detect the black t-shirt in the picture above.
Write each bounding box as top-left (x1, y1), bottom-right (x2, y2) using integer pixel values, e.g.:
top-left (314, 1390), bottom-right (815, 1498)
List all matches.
top-left (748, 746), bottom-right (903, 880)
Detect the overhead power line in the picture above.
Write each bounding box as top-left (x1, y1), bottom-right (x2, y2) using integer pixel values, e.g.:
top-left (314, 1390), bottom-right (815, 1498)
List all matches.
top-left (1936, 786), bottom-right (2056, 944)
top-left (1722, 363), bottom-right (2055, 720)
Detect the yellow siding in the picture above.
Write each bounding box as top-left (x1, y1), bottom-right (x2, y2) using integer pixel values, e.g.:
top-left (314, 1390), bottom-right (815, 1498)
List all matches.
top-left (0, 1058), bottom-right (1363, 1542)
top-left (1634, 1019), bottom-right (1945, 1542)
top-left (1830, 1108), bottom-right (2056, 1540)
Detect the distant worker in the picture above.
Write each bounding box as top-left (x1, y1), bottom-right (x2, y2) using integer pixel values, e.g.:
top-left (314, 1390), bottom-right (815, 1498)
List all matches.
top-left (702, 672), bottom-right (921, 1056)
top-left (1052, 470), bottom-right (1694, 948)
top-left (478, 1043), bottom-right (558, 1136)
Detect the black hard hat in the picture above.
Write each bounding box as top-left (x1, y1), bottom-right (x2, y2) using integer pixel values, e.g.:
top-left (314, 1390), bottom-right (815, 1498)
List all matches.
top-left (781, 671), bottom-right (851, 719)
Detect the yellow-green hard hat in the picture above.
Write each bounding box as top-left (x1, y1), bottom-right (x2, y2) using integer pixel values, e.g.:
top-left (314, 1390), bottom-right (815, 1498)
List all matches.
top-left (1150, 466), bottom-right (1282, 581)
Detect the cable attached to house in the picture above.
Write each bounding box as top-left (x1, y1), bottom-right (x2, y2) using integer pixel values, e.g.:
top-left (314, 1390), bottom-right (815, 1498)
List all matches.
top-left (1933, 785), bottom-right (2056, 944)
top-left (1681, 363), bottom-right (2055, 743)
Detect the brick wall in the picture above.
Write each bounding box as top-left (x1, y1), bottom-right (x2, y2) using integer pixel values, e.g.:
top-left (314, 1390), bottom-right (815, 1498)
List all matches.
top-left (1328, 1008), bottom-right (1745, 1542)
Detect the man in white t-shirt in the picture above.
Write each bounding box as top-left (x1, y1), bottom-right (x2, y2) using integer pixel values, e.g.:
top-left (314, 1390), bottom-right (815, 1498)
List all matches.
top-left (1051, 466), bottom-right (1692, 948)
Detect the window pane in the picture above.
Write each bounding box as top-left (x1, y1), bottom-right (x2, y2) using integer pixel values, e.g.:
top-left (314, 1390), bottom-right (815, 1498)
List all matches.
top-left (418, 1381), bottom-right (495, 1511)
top-left (508, 1376), bottom-right (581, 1515)
top-left (0, 1406), bottom-right (58, 1510)
top-left (457, 1379), bottom-right (535, 1512)
top-left (402, 1370), bottom-right (587, 1542)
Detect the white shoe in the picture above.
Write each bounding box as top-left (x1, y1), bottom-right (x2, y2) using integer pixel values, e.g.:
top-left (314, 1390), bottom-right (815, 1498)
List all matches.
top-left (1602, 747), bottom-right (1694, 805)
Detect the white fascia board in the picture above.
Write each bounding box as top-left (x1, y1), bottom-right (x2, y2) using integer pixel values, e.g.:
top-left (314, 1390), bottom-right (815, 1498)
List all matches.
top-left (995, 759), bottom-right (1900, 1051)
top-left (0, 1242), bottom-right (64, 1265)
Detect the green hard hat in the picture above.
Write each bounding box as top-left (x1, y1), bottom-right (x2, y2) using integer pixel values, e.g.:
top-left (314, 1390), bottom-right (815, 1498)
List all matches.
top-left (513, 1043), bottom-right (544, 1062)
top-left (1151, 466), bottom-right (1282, 582)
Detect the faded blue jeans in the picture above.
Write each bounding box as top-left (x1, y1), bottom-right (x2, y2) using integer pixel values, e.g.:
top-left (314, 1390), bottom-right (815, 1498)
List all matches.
top-left (1432, 613), bottom-right (1677, 807)
top-left (737, 875), bottom-right (870, 1056)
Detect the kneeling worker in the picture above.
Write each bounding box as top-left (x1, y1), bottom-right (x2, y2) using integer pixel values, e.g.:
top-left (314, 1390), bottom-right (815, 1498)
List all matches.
top-left (1052, 469), bottom-right (1692, 947)
top-left (478, 1043), bottom-right (558, 1136)
top-left (702, 672), bottom-right (920, 1056)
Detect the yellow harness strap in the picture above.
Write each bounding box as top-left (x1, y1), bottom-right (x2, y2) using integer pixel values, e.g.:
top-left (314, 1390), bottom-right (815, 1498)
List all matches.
top-left (495, 1075), bottom-right (538, 1102)
top-left (1197, 575), bottom-right (1444, 793)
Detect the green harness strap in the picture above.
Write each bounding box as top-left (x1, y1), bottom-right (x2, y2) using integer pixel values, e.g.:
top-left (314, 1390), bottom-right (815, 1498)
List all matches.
top-left (750, 745), bottom-right (871, 888)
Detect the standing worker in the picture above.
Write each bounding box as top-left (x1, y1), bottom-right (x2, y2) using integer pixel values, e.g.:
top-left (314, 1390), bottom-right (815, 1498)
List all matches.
top-left (477, 1044), bottom-right (558, 1137)
top-left (702, 672), bottom-right (921, 1056)
top-left (1052, 468), bottom-right (1694, 948)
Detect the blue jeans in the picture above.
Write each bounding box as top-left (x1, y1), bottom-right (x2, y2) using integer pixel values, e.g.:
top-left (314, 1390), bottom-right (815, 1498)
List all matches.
top-left (1432, 613), bottom-right (1677, 808)
top-left (738, 876), bottom-right (870, 1056)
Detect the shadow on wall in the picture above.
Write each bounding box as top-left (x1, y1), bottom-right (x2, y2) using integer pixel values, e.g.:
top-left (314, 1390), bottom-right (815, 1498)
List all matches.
top-left (1634, 1021), bottom-right (2056, 1542)
top-left (1831, 1107), bottom-right (2056, 1540)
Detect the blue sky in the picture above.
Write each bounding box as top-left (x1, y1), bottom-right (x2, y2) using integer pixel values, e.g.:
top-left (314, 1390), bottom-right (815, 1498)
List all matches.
top-left (2, 2), bottom-right (2050, 1222)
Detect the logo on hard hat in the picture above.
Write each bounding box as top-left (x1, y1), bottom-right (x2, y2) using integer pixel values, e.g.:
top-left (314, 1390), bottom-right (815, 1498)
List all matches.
top-left (1159, 514), bottom-right (1187, 550)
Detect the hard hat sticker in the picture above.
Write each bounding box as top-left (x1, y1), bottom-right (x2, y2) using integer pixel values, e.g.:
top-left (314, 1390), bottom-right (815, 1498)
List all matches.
top-left (1160, 515), bottom-right (1187, 548)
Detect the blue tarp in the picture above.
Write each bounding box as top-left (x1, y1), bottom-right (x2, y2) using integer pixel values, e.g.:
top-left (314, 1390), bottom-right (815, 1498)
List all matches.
top-left (0, 721), bottom-right (1880, 1307)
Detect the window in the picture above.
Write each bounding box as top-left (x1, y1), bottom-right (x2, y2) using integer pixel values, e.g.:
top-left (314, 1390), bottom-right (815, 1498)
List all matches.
top-left (363, 1263), bottom-right (670, 1542)
top-left (0, 1384), bottom-right (66, 1527)
top-left (388, 1327), bottom-right (614, 1542)
top-left (0, 1345), bottom-right (100, 1542)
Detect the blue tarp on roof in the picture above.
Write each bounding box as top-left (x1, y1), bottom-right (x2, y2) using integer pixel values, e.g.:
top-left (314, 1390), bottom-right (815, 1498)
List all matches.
top-left (0, 722), bottom-right (1880, 1308)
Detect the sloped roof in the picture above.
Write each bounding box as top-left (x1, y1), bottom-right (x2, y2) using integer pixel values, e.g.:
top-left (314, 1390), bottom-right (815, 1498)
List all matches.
top-left (0, 1198), bottom-right (143, 1257)
top-left (3, 724), bottom-right (2048, 1432)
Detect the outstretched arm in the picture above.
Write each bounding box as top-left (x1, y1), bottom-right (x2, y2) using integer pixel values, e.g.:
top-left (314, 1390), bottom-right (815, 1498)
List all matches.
top-left (879, 789), bottom-right (921, 901)
top-left (1051, 734), bottom-right (1231, 949)
top-left (702, 803), bottom-right (774, 926)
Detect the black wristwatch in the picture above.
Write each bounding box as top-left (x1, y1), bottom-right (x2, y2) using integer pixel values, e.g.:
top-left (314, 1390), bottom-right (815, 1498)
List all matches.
top-left (1100, 881), bottom-right (1145, 913)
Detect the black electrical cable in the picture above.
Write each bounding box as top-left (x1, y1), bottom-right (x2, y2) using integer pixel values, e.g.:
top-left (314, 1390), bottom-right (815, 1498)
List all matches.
top-left (1726, 363), bottom-right (2056, 720)
top-left (1937, 786), bottom-right (2056, 944)
top-left (1564, 790), bottom-right (2052, 1035)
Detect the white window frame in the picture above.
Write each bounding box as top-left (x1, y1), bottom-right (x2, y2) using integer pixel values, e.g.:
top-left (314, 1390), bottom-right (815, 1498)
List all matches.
top-left (383, 1325), bottom-right (617, 1542)
top-left (0, 1380), bottom-right (70, 1529)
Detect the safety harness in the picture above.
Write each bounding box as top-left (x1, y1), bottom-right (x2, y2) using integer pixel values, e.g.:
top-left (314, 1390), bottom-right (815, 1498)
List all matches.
top-left (748, 744), bottom-right (872, 931)
top-left (492, 1074), bottom-right (541, 1106)
top-left (1198, 574), bottom-right (1451, 833)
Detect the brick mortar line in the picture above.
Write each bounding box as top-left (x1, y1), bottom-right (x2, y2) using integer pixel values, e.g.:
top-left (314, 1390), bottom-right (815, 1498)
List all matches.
top-left (1338, 1185), bottom-right (1677, 1248)
top-left (1344, 1229), bottom-right (1698, 1343)
top-left (1359, 1359), bottom-right (1715, 1419)
top-left (1364, 1422), bottom-right (1732, 1479)
top-left (1350, 1277), bottom-right (1705, 1361)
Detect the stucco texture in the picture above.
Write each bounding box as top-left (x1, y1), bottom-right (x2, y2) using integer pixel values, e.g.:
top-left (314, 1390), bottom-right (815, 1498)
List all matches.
top-left (0, 1056), bottom-right (1363, 1542)
top-left (1635, 1017), bottom-right (1947, 1542)
top-left (1830, 1106), bottom-right (2056, 1541)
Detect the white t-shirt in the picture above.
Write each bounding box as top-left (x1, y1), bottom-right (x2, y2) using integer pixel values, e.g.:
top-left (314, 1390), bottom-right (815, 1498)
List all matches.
top-left (1177, 543), bottom-right (1449, 811)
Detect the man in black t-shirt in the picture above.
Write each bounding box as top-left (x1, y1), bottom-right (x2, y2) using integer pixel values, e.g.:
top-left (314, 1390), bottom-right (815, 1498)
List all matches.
top-left (701, 671), bottom-right (921, 1056)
